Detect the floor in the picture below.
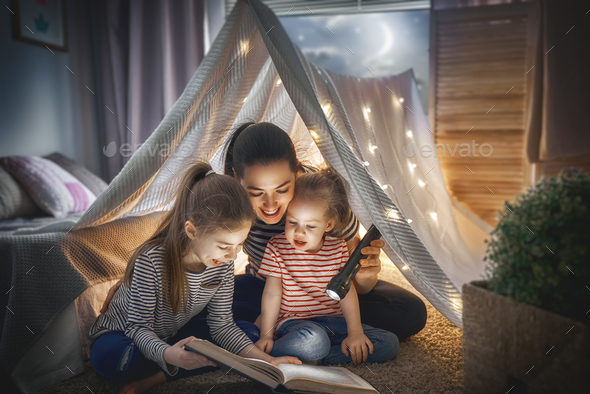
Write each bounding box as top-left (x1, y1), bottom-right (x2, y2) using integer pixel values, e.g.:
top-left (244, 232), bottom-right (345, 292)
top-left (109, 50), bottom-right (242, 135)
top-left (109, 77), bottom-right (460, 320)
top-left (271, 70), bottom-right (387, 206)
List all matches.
top-left (40, 254), bottom-right (464, 393)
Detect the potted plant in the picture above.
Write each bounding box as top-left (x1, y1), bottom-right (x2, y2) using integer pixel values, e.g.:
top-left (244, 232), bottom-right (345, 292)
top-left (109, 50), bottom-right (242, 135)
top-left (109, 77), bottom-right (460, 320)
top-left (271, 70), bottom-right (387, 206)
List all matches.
top-left (462, 168), bottom-right (590, 394)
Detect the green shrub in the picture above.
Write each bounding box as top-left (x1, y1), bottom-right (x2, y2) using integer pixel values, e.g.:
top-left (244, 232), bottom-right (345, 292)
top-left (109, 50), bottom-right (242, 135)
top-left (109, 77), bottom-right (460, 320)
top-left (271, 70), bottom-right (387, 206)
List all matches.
top-left (484, 168), bottom-right (590, 323)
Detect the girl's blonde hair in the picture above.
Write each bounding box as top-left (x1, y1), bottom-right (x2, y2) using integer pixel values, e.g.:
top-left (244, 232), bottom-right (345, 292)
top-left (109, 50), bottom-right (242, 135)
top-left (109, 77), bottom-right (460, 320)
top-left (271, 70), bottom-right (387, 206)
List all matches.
top-left (293, 168), bottom-right (351, 234)
top-left (124, 162), bottom-right (255, 315)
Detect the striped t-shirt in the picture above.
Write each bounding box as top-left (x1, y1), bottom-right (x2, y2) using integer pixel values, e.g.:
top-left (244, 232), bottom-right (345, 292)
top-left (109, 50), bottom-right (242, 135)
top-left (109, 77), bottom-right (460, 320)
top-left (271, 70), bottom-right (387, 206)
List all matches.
top-left (89, 246), bottom-right (253, 377)
top-left (244, 213), bottom-right (359, 279)
top-left (257, 233), bottom-right (349, 328)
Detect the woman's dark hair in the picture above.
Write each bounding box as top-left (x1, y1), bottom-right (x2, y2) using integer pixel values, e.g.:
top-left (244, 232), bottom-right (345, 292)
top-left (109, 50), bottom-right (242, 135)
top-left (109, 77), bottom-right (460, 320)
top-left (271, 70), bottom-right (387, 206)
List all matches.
top-left (124, 162), bottom-right (255, 315)
top-left (224, 122), bottom-right (303, 178)
top-left (293, 167), bottom-right (351, 234)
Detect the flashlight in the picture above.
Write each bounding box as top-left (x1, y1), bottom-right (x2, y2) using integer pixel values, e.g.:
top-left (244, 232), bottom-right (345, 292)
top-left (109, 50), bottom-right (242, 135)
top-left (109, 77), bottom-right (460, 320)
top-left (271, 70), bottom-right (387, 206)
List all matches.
top-left (326, 224), bottom-right (382, 301)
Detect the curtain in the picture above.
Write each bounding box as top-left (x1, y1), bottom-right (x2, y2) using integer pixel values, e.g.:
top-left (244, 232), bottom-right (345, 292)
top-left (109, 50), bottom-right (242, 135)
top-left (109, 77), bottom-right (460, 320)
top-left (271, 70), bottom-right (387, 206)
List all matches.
top-left (96, 0), bottom-right (205, 181)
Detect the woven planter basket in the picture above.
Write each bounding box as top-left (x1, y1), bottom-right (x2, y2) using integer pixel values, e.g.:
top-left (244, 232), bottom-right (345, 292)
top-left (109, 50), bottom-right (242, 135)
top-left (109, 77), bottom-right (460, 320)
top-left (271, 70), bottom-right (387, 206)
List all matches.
top-left (462, 281), bottom-right (589, 393)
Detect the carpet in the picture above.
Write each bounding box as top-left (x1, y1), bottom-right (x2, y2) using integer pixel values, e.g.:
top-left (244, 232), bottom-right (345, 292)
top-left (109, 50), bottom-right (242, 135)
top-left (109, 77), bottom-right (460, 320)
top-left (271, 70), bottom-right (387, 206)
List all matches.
top-left (40, 254), bottom-right (464, 393)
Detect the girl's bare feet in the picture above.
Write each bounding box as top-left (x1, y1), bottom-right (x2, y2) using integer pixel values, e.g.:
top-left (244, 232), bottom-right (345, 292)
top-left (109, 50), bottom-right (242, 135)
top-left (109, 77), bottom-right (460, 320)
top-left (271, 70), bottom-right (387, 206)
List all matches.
top-left (119, 371), bottom-right (166, 394)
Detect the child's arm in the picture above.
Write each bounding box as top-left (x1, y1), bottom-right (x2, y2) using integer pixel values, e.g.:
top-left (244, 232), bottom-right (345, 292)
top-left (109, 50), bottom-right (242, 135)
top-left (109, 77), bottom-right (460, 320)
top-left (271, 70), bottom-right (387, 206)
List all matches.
top-left (255, 275), bottom-right (282, 353)
top-left (339, 284), bottom-right (374, 364)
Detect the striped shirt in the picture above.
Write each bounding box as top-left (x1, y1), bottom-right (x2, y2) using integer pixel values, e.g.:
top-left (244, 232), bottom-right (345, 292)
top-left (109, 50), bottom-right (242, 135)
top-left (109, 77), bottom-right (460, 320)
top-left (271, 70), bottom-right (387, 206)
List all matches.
top-left (244, 213), bottom-right (359, 279)
top-left (89, 246), bottom-right (253, 376)
top-left (257, 233), bottom-right (349, 328)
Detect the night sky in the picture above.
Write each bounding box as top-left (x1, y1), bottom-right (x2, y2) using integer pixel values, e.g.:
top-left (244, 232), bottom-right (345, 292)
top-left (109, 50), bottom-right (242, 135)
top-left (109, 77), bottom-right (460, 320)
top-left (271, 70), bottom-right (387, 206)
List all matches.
top-left (280, 10), bottom-right (430, 112)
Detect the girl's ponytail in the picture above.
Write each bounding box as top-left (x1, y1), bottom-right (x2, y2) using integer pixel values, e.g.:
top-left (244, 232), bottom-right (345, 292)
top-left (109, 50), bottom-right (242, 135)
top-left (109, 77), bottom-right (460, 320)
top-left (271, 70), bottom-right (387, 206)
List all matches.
top-left (125, 161), bottom-right (255, 315)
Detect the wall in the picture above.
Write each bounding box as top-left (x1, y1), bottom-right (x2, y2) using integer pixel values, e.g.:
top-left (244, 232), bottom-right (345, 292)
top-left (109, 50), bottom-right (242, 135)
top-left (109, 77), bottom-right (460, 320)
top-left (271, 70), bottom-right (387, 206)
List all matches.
top-left (0, 0), bottom-right (104, 179)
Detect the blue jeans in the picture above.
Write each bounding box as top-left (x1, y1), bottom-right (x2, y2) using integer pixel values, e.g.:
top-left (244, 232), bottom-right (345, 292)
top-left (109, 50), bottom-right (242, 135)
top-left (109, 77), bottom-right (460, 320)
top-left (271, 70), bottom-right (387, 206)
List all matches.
top-left (267, 316), bottom-right (399, 364)
top-left (90, 317), bottom-right (259, 383)
top-left (231, 274), bottom-right (427, 341)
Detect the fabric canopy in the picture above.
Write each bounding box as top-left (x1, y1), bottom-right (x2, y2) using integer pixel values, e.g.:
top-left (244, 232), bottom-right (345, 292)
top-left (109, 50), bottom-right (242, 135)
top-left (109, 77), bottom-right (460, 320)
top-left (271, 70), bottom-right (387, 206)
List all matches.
top-left (76, 0), bottom-right (493, 327)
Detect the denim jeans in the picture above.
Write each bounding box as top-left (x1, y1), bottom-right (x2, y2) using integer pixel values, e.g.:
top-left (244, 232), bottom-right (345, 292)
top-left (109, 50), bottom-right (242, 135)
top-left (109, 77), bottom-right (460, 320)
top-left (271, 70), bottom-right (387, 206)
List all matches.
top-left (232, 274), bottom-right (427, 341)
top-left (268, 316), bottom-right (399, 364)
top-left (90, 317), bottom-right (259, 384)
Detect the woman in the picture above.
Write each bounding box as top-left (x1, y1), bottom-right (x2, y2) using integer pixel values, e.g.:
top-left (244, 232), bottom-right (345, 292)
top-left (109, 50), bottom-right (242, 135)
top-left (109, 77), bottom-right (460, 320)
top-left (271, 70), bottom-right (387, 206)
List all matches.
top-left (101, 122), bottom-right (427, 341)
top-left (223, 122), bottom-right (426, 341)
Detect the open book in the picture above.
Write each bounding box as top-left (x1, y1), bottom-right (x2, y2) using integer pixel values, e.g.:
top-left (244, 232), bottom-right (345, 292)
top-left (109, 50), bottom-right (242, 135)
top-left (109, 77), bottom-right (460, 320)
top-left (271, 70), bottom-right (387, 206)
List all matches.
top-left (185, 339), bottom-right (380, 394)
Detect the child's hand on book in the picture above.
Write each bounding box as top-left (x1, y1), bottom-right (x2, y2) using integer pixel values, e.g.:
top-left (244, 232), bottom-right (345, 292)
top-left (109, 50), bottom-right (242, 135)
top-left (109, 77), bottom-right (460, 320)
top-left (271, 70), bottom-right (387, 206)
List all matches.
top-left (255, 335), bottom-right (275, 354)
top-left (341, 332), bottom-right (374, 364)
top-left (268, 356), bottom-right (302, 366)
top-left (164, 337), bottom-right (217, 370)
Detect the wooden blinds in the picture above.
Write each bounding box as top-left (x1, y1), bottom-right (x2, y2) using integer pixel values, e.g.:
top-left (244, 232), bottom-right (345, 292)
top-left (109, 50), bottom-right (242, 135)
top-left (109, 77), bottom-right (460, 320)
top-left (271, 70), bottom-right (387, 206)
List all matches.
top-left (430, 3), bottom-right (537, 225)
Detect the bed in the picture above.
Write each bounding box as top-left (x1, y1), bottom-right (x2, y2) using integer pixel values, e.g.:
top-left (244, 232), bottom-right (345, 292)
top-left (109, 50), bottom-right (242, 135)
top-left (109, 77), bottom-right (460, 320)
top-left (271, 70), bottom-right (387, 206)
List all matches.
top-left (0, 154), bottom-right (163, 393)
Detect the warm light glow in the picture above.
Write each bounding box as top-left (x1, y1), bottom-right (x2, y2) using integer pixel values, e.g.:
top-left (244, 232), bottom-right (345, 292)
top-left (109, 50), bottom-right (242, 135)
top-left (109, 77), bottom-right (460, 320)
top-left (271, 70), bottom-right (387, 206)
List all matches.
top-left (408, 162), bottom-right (416, 172)
top-left (418, 180), bottom-right (425, 187)
top-left (381, 184), bottom-right (388, 190)
top-left (406, 130), bottom-right (413, 137)
top-left (243, 97), bottom-right (248, 102)
top-left (322, 104), bottom-right (331, 114)
top-left (363, 161), bottom-right (370, 166)
top-left (369, 144), bottom-right (377, 154)
top-left (359, 224), bottom-right (367, 237)
top-left (276, 79), bottom-right (282, 85)
top-left (407, 219), bottom-right (412, 223)
top-left (364, 107), bottom-right (371, 113)
top-left (402, 265), bottom-right (409, 270)
top-left (430, 212), bottom-right (438, 220)
top-left (309, 130), bottom-right (319, 139)
top-left (387, 209), bottom-right (398, 219)
top-left (399, 97), bottom-right (405, 103)
top-left (240, 41), bottom-right (249, 54)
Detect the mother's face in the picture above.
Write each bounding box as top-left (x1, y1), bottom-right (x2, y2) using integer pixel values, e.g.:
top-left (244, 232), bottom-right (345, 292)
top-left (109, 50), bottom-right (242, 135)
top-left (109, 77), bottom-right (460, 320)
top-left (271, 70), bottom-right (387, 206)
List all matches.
top-left (239, 161), bottom-right (296, 224)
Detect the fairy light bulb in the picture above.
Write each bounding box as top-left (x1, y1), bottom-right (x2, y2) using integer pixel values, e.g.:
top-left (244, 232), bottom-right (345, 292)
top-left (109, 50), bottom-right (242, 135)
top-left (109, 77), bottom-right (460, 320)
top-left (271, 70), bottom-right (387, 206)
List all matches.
top-left (309, 130), bottom-right (319, 139)
top-left (363, 161), bottom-right (370, 166)
top-left (430, 212), bottom-right (438, 220)
top-left (369, 144), bottom-right (377, 154)
top-left (399, 97), bottom-right (405, 103)
top-left (402, 265), bottom-right (409, 270)
top-left (418, 180), bottom-right (425, 187)
top-left (408, 162), bottom-right (416, 172)
top-left (407, 219), bottom-right (412, 223)
top-left (322, 104), bottom-right (331, 114)
top-left (276, 79), bottom-right (282, 85)
top-left (387, 209), bottom-right (398, 219)
top-left (407, 130), bottom-right (413, 137)
top-left (381, 184), bottom-right (388, 190)
top-left (243, 97), bottom-right (248, 103)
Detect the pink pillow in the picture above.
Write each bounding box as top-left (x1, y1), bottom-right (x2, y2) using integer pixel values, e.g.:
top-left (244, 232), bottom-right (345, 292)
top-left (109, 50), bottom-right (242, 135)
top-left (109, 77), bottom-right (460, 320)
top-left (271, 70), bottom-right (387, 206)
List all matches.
top-left (0, 156), bottom-right (96, 218)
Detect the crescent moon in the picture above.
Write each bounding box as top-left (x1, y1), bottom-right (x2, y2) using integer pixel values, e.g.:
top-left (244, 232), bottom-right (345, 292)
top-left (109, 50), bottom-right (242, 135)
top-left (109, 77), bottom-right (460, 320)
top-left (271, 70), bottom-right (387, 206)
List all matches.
top-left (377, 22), bottom-right (394, 57)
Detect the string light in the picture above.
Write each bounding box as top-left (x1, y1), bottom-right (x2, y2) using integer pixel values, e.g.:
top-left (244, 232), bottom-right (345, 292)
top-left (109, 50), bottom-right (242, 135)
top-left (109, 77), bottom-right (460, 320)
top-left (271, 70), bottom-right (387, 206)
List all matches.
top-left (407, 219), bottom-right (412, 223)
top-left (402, 265), bottom-right (409, 270)
top-left (408, 162), bottom-right (417, 172)
top-left (309, 130), bottom-right (319, 139)
top-left (276, 79), bottom-right (282, 85)
top-left (430, 212), bottom-right (438, 220)
top-left (369, 144), bottom-right (377, 154)
top-left (418, 180), bottom-right (425, 187)
top-left (363, 161), bottom-right (370, 166)
top-left (387, 209), bottom-right (398, 219)
top-left (399, 97), bottom-right (405, 103)
top-left (381, 184), bottom-right (388, 190)
top-left (243, 97), bottom-right (248, 102)
top-left (364, 107), bottom-right (371, 113)
top-left (322, 104), bottom-right (331, 114)
top-left (406, 130), bottom-right (413, 137)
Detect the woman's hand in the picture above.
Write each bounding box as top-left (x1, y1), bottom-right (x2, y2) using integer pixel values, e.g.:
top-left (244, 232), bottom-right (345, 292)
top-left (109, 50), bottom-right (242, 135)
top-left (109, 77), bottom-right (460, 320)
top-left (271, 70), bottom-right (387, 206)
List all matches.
top-left (352, 239), bottom-right (384, 294)
top-left (341, 332), bottom-right (374, 364)
top-left (357, 239), bottom-right (385, 279)
top-left (255, 336), bottom-right (274, 354)
top-left (100, 279), bottom-right (123, 314)
top-left (164, 337), bottom-right (217, 370)
top-left (268, 356), bottom-right (302, 366)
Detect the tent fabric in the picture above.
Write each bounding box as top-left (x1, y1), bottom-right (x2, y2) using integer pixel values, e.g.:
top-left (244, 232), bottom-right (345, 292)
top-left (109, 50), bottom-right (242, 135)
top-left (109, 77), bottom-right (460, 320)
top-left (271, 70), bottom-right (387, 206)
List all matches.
top-left (76, 0), bottom-right (492, 328)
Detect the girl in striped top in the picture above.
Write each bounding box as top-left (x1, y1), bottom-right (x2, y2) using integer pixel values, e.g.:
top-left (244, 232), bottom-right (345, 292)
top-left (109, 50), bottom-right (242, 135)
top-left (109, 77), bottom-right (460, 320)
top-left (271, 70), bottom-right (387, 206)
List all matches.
top-left (255, 169), bottom-right (399, 365)
top-left (89, 162), bottom-right (300, 394)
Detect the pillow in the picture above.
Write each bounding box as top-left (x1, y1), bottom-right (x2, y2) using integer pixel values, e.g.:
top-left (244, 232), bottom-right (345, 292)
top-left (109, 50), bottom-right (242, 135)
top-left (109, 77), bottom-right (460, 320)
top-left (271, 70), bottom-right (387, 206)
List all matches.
top-left (0, 167), bottom-right (42, 220)
top-left (44, 152), bottom-right (108, 197)
top-left (0, 156), bottom-right (96, 218)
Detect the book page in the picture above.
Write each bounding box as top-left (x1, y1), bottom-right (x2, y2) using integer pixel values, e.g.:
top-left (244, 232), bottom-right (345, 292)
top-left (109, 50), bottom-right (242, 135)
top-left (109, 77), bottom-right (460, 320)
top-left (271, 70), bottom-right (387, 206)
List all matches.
top-left (277, 364), bottom-right (375, 389)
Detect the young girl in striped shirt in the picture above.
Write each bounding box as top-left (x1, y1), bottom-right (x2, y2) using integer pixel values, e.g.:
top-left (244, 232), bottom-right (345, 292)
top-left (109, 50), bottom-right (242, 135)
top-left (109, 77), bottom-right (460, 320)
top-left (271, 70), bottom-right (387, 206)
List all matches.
top-left (255, 168), bottom-right (399, 365)
top-left (89, 162), bottom-right (300, 394)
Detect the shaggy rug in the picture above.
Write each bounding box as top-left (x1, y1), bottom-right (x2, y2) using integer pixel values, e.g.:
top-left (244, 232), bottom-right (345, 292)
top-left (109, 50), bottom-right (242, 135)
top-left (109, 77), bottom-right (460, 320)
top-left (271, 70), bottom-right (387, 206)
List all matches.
top-left (40, 254), bottom-right (464, 393)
